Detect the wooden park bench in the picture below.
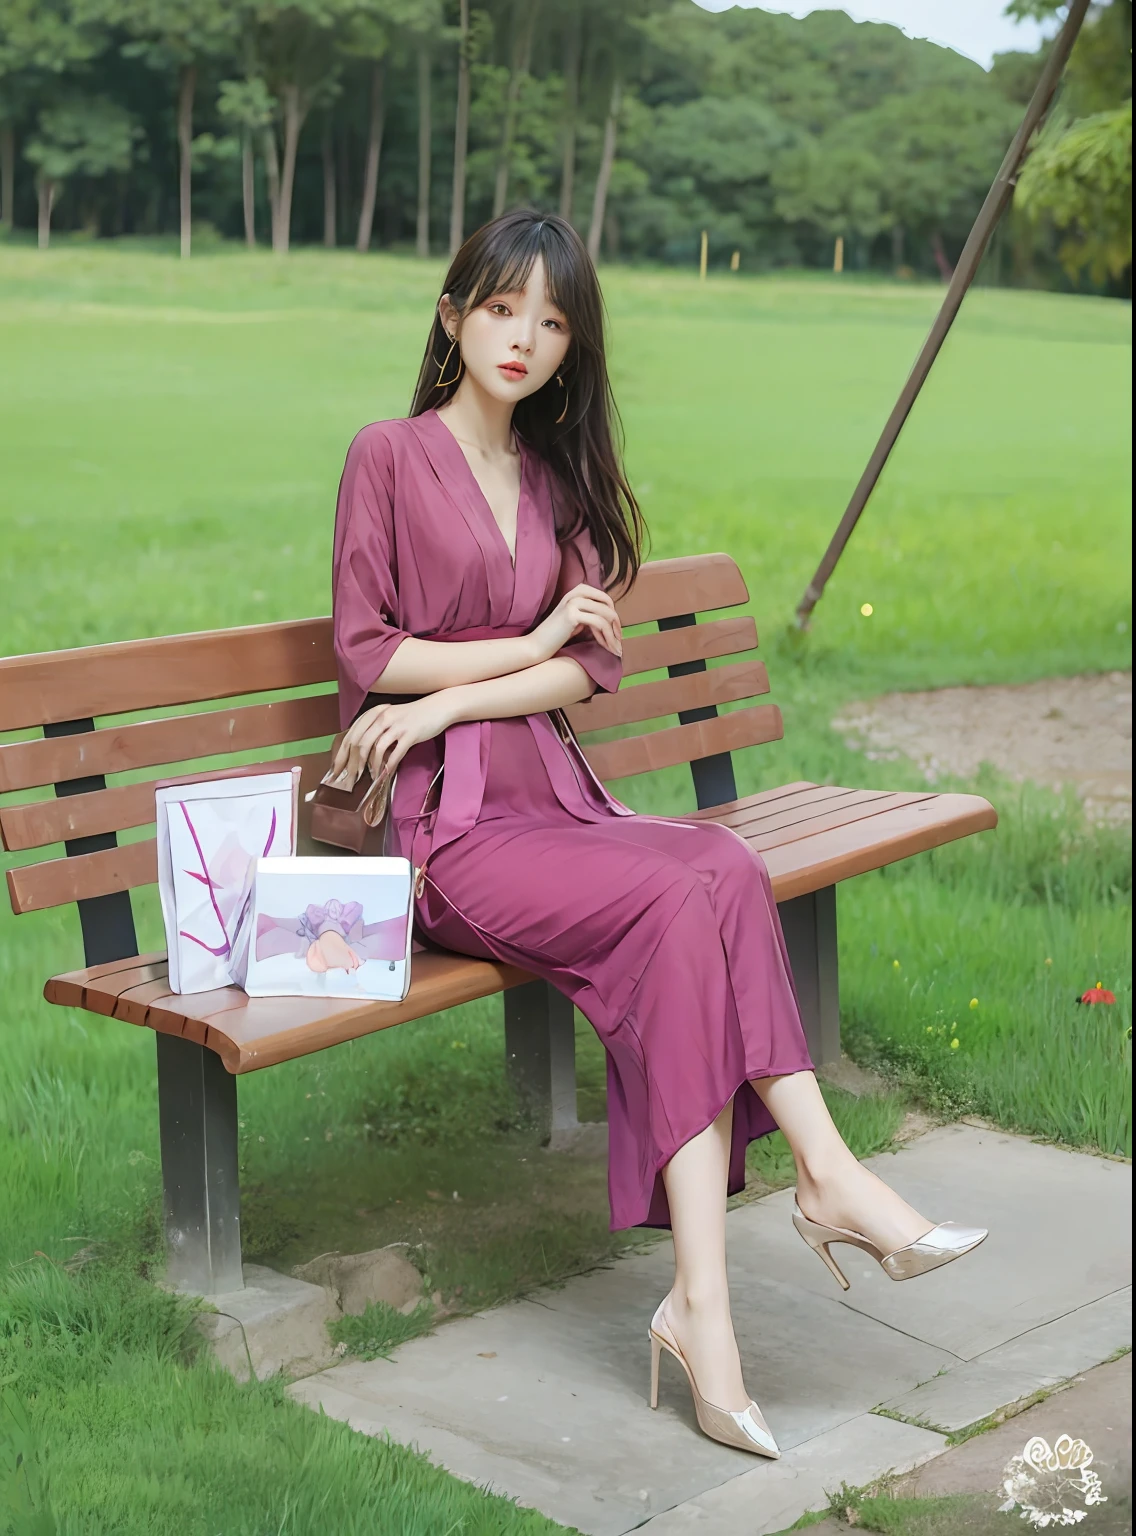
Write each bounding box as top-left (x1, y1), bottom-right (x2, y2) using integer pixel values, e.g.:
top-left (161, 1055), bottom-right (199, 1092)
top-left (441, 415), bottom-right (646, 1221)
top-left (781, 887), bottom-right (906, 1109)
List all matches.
top-left (1, 553), bottom-right (996, 1299)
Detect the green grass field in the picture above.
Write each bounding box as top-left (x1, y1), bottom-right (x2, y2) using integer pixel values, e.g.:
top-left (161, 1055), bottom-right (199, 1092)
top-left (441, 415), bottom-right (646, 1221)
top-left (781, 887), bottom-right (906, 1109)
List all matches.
top-left (0, 242), bottom-right (1131, 1533)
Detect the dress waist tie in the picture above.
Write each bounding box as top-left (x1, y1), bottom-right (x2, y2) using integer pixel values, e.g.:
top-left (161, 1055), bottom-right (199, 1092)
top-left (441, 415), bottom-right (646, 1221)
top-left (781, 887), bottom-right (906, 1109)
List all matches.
top-left (357, 622), bottom-right (634, 897)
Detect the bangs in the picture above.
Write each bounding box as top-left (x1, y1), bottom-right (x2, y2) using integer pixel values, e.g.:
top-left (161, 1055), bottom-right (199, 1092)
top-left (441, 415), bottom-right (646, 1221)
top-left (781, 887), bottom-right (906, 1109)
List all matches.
top-left (465, 220), bottom-right (574, 318)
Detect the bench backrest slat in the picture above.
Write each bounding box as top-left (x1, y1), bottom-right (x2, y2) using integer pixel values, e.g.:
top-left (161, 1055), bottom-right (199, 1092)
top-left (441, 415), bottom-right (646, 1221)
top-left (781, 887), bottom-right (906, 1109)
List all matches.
top-left (2, 554), bottom-right (780, 920)
top-left (0, 694), bottom-right (341, 796)
top-left (0, 619), bottom-right (336, 732)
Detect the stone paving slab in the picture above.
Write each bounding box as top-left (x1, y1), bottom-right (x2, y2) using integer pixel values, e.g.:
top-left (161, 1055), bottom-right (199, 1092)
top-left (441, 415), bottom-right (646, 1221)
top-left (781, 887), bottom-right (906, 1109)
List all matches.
top-left (637, 1414), bottom-right (946, 1534)
top-left (879, 1286), bottom-right (1132, 1433)
top-left (789, 1355), bottom-right (1133, 1536)
top-left (747, 1123), bottom-right (1131, 1361)
top-left (288, 1124), bottom-right (1131, 1536)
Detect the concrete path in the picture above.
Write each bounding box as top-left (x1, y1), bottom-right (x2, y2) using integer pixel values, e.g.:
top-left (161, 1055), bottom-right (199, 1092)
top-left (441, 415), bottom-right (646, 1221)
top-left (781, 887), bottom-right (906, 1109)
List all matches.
top-left (288, 1122), bottom-right (1131, 1535)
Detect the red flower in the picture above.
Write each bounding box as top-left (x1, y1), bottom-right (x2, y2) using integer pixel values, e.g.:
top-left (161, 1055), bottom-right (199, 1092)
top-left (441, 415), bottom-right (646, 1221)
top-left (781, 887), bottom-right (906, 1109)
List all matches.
top-left (1077, 985), bottom-right (1116, 1005)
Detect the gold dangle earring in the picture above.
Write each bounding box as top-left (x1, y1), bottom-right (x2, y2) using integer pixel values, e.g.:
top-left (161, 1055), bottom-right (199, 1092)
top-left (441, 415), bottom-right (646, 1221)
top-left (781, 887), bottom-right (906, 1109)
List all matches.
top-left (555, 371), bottom-right (569, 425)
top-left (435, 330), bottom-right (463, 389)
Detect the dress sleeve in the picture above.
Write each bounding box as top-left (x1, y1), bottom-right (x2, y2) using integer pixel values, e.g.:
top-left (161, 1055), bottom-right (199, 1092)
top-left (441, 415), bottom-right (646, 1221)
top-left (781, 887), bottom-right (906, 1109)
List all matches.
top-left (551, 519), bottom-right (624, 696)
top-left (331, 424), bottom-right (416, 727)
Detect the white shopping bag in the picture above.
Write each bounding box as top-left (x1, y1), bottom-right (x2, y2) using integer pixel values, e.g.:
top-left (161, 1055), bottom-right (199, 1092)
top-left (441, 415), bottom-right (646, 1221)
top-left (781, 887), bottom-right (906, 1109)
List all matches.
top-left (245, 856), bottom-right (415, 1002)
top-left (155, 767), bottom-right (300, 995)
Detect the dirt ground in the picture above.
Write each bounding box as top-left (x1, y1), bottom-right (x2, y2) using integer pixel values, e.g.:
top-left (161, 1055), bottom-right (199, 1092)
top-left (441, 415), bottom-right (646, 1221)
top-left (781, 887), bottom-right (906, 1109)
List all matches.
top-left (832, 671), bottom-right (1132, 824)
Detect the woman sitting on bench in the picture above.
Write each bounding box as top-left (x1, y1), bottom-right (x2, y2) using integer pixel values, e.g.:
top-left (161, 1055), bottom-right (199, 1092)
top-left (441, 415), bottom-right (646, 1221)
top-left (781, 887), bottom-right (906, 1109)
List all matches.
top-left (326, 209), bottom-right (987, 1458)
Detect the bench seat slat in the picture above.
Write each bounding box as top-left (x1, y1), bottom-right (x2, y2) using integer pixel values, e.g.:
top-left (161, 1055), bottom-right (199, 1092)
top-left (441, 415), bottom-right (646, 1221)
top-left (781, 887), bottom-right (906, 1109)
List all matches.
top-left (2, 751), bottom-right (328, 853)
top-left (584, 704), bottom-right (782, 781)
top-left (41, 783), bottom-right (996, 1073)
top-left (0, 694), bottom-right (340, 796)
top-left (701, 786), bottom-right (924, 838)
top-left (744, 790), bottom-right (998, 903)
top-left (566, 660), bottom-right (768, 735)
top-left (45, 949), bottom-right (533, 1073)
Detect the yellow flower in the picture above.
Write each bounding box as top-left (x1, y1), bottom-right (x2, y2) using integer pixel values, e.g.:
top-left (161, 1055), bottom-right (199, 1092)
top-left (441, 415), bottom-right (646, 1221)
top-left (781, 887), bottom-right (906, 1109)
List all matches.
top-left (925, 1026), bottom-right (934, 1034)
top-left (969, 998), bottom-right (979, 1009)
top-left (1044, 957), bottom-right (1053, 966)
top-left (950, 1038), bottom-right (960, 1050)
top-left (893, 959), bottom-right (901, 971)
top-left (860, 602), bottom-right (874, 617)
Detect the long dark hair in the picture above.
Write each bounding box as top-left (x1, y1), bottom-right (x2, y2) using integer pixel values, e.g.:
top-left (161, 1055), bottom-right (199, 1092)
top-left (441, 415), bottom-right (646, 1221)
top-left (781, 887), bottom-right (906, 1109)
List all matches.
top-left (409, 209), bottom-right (646, 596)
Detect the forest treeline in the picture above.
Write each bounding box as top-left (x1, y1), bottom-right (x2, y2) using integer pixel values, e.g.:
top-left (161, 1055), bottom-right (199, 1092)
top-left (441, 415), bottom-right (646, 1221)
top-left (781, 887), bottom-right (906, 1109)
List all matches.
top-left (0, 0), bottom-right (1130, 288)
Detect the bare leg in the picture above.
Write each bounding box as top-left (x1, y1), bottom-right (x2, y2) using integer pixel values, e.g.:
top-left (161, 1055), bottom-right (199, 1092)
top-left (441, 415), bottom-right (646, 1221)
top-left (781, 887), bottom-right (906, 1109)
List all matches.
top-left (657, 1098), bottom-right (751, 1413)
top-left (749, 1070), bottom-right (934, 1254)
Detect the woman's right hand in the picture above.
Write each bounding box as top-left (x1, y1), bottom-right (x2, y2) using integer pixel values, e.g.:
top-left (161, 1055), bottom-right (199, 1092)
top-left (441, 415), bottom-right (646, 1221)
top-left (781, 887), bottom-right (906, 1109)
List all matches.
top-left (530, 583), bottom-right (623, 662)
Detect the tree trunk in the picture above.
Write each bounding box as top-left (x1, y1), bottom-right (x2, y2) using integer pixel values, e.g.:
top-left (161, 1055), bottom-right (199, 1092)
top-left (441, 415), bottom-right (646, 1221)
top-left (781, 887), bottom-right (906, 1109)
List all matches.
top-left (274, 84), bottom-right (307, 254)
top-left (416, 43), bottom-right (432, 258)
top-left (322, 116), bottom-right (336, 248)
top-left (449, 0), bottom-right (471, 255)
top-left (263, 127), bottom-right (281, 240)
top-left (0, 123), bottom-right (14, 231)
top-left (177, 62), bottom-right (196, 260)
top-left (37, 179), bottom-right (56, 249)
top-left (356, 61), bottom-right (386, 253)
top-left (930, 230), bottom-right (954, 282)
top-left (587, 74), bottom-right (621, 263)
top-left (891, 222), bottom-right (905, 270)
top-left (493, 0), bottom-right (538, 219)
top-left (242, 131), bottom-right (256, 247)
top-left (558, 5), bottom-right (581, 222)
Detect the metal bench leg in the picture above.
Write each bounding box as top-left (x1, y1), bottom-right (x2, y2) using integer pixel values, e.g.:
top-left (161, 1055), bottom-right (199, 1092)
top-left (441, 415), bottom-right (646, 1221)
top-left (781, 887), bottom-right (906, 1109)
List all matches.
top-left (48, 717), bottom-right (247, 1295)
top-left (778, 885), bottom-right (840, 1067)
top-left (156, 1033), bottom-right (244, 1296)
top-left (504, 979), bottom-right (578, 1141)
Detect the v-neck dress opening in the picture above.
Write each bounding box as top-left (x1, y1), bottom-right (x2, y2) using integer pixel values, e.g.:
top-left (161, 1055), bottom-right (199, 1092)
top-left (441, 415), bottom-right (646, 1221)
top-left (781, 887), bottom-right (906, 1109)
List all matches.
top-left (428, 406), bottom-right (526, 570)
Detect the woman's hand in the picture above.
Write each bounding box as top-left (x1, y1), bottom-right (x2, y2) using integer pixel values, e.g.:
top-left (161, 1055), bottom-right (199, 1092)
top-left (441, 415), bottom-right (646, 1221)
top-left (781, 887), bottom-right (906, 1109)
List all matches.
top-left (529, 583), bottom-right (622, 664)
top-left (329, 690), bottom-right (458, 789)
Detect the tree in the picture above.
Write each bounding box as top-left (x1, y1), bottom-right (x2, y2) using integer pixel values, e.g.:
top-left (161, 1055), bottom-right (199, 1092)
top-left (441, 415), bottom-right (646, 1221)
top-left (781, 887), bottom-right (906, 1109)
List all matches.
top-left (556, 0), bottom-right (581, 220)
top-left (492, 0), bottom-right (538, 217)
top-left (449, 0), bottom-right (470, 252)
top-left (217, 73), bottom-right (273, 246)
top-left (1005, 0), bottom-right (1131, 286)
top-left (251, 0), bottom-right (349, 254)
top-left (24, 94), bottom-right (138, 246)
top-left (1016, 100), bottom-right (1132, 281)
top-left (109, 0), bottom-right (238, 259)
top-left (0, 0), bottom-right (104, 233)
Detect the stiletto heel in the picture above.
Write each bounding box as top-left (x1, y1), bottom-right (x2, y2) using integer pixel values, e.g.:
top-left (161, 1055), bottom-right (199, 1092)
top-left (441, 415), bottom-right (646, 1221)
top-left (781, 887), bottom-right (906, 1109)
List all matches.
top-left (647, 1299), bottom-right (779, 1459)
top-left (792, 1196), bottom-right (987, 1290)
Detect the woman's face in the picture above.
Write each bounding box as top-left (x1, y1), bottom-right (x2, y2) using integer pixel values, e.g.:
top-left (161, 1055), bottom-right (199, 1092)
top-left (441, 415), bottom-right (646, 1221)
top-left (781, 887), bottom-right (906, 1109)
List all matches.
top-left (440, 253), bottom-right (572, 408)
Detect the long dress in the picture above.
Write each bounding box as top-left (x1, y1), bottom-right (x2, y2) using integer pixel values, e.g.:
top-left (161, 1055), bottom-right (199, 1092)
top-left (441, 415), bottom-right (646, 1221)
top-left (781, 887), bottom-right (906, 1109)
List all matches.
top-left (331, 407), bottom-right (816, 1231)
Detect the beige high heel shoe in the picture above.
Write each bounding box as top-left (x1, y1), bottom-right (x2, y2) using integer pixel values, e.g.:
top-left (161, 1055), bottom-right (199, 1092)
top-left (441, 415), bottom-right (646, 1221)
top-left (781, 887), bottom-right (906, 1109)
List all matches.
top-left (648, 1299), bottom-right (780, 1459)
top-left (792, 1197), bottom-right (987, 1290)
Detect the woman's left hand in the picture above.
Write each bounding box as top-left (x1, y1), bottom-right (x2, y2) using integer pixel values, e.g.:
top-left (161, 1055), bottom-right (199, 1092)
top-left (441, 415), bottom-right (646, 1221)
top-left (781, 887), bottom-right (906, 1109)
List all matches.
top-left (329, 692), bottom-right (457, 788)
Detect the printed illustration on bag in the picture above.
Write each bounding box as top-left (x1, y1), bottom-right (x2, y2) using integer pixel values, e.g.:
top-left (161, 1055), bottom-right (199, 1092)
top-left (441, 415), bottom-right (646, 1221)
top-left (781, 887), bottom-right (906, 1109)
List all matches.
top-left (179, 802), bottom-right (282, 961)
top-left (245, 856), bottom-right (415, 1002)
top-left (255, 897), bottom-right (408, 973)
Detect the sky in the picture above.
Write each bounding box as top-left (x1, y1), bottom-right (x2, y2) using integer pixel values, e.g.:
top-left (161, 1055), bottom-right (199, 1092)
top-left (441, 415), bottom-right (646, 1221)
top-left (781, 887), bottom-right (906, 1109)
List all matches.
top-left (691, 1), bottom-right (1060, 70)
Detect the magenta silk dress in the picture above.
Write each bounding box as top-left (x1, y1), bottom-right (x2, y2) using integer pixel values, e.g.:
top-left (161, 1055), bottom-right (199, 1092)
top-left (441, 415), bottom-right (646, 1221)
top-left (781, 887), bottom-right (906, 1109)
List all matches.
top-left (332, 408), bottom-right (815, 1231)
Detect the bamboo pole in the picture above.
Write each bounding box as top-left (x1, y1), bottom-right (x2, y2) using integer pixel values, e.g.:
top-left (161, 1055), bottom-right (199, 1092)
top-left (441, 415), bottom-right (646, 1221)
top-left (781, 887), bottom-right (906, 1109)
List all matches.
top-left (699, 229), bottom-right (708, 281)
top-left (793, 0), bottom-right (1091, 631)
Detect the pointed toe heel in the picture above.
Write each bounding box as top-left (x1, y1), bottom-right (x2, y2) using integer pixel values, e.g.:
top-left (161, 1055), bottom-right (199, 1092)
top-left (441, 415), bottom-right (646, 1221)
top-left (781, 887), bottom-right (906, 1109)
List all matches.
top-left (792, 1198), bottom-right (987, 1290)
top-left (648, 1301), bottom-right (779, 1459)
